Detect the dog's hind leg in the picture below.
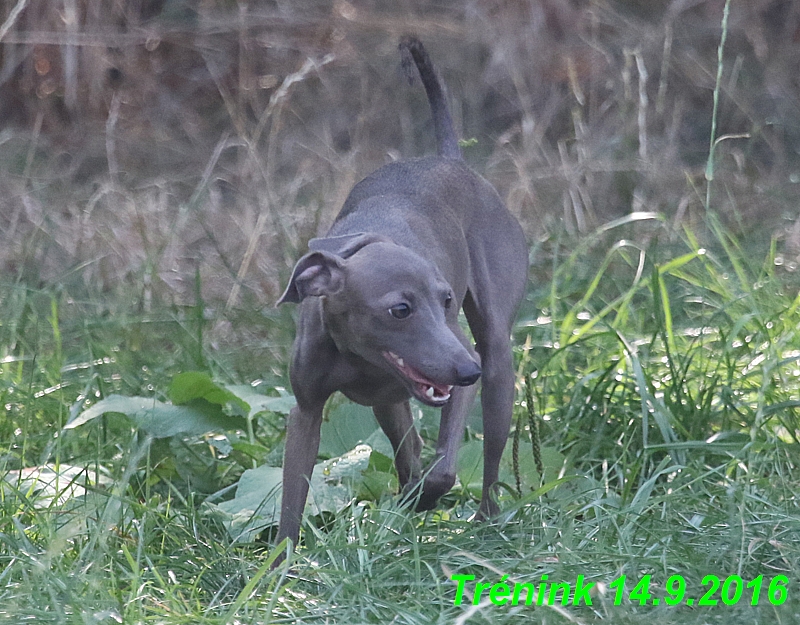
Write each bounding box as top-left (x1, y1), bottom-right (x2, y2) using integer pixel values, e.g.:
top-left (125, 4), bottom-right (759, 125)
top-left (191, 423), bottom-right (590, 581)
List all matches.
top-left (462, 286), bottom-right (522, 519)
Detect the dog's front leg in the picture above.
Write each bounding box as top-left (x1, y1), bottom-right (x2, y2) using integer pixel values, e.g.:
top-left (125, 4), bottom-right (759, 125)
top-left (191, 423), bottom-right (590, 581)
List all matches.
top-left (277, 401), bottom-right (324, 547)
top-left (414, 383), bottom-right (479, 510)
top-left (373, 401), bottom-right (423, 488)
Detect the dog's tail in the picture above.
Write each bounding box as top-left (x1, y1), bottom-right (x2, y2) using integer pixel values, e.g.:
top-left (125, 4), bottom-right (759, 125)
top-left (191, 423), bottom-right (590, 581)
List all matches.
top-left (399, 36), bottom-right (461, 160)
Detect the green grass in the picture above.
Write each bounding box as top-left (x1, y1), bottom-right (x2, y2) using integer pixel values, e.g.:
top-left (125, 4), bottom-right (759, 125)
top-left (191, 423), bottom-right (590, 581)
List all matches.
top-left (2, 11), bottom-right (798, 620)
top-left (3, 2), bottom-right (800, 622)
top-left (1, 213), bottom-right (799, 624)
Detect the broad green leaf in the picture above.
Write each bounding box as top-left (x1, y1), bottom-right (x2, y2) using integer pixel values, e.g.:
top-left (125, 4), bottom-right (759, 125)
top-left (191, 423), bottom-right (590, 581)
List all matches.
top-left (366, 450), bottom-right (394, 473)
top-left (2, 463), bottom-right (111, 508)
top-left (318, 402), bottom-right (387, 457)
top-left (213, 444), bottom-right (375, 542)
top-left (169, 371), bottom-right (248, 413)
top-left (458, 440), bottom-right (568, 497)
top-left (456, 439), bottom-right (484, 496)
top-left (356, 450), bottom-right (398, 501)
top-left (358, 470), bottom-right (398, 501)
top-left (362, 428), bottom-right (394, 457)
top-left (214, 464), bottom-right (283, 542)
top-left (229, 439), bottom-right (270, 463)
top-left (225, 384), bottom-right (296, 418)
top-left (499, 445), bottom-right (566, 491)
top-left (65, 394), bottom-right (245, 438)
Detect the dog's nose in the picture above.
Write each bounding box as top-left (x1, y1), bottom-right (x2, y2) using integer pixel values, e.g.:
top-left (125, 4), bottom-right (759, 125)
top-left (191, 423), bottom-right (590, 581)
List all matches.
top-left (455, 360), bottom-right (481, 386)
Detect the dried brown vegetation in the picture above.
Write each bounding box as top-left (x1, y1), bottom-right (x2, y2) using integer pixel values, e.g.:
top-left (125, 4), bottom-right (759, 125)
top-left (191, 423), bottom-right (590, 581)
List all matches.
top-left (1, 0), bottom-right (799, 311)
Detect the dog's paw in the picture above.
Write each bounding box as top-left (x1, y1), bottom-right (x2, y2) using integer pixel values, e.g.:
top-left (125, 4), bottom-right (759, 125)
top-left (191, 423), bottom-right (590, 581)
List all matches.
top-left (476, 491), bottom-right (501, 521)
top-left (399, 471), bottom-right (456, 511)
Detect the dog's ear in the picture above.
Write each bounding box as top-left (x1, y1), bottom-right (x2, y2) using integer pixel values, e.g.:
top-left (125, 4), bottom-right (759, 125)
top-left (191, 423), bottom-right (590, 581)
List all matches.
top-left (308, 232), bottom-right (391, 259)
top-left (277, 251), bottom-right (346, 305)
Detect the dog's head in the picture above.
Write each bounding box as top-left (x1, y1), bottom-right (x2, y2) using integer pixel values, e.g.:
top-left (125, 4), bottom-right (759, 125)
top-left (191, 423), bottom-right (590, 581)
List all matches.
top-left (278, 233), bottom-right (481, 406)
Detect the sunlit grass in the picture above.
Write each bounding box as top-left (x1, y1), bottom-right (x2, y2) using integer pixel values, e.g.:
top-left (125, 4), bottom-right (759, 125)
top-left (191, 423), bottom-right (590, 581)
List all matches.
top-left (2, 211), bottom-right (799, 623)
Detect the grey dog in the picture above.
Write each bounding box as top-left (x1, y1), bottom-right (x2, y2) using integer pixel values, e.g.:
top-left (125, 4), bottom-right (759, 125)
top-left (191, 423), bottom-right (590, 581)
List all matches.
top-left (276, 36), bottom-right (528, 549)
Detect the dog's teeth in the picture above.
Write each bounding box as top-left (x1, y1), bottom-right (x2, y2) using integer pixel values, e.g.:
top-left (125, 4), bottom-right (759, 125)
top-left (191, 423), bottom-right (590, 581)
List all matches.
top-left (425, 386), bottom-right (435, 398)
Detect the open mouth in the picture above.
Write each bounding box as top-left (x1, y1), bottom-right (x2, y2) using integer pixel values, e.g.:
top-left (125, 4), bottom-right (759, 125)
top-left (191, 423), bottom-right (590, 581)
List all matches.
top-left (384, 351), bottom-right (453, 406)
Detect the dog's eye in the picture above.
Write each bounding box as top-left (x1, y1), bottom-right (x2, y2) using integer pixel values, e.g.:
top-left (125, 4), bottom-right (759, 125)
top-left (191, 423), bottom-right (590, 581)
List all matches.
top-left (389, 303), bottom-right (411, 319)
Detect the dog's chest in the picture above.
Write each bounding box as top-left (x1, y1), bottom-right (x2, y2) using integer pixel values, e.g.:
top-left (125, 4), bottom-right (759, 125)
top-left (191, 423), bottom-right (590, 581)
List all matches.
top-left (334, 356), bottom-right (410, 407)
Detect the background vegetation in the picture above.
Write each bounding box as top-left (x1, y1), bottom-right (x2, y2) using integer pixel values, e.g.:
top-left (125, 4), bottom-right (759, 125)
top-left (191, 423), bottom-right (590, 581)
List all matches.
top-left (1, 0), bottom-right (799, 623)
